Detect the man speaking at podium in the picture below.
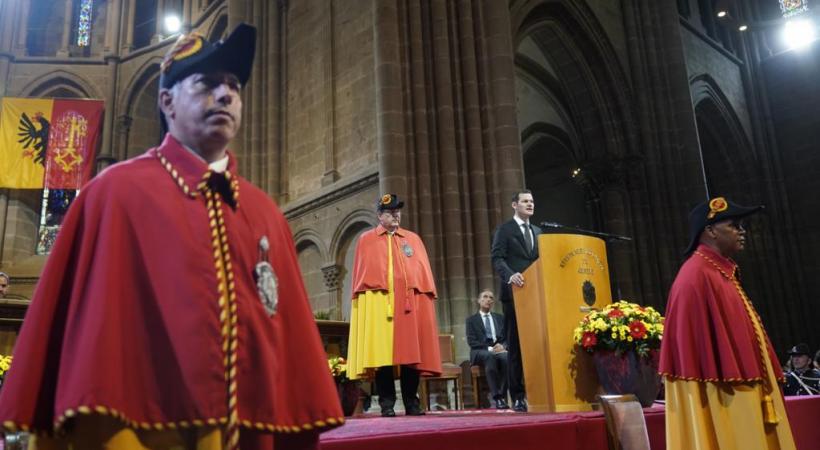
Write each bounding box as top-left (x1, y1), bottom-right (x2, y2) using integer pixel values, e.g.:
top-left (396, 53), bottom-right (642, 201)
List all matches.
top-left (491, 189), bottom-right (542, 412)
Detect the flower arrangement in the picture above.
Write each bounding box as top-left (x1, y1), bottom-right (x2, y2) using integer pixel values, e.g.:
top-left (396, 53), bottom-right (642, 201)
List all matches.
top-left (0, 354), bottom-right (12, 384)
top-left (328, 356), bottom-right (348, 383)
top-left (573, 300), bottom-right (664, 358)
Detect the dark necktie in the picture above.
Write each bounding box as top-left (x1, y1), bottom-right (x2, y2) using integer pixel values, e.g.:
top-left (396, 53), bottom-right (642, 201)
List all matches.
top-left (483, 314), bottom-right (494, 342)
top-left (522, 223), bottom-right (533, 253)
top-left (205, 171), bottom-right (237, 209)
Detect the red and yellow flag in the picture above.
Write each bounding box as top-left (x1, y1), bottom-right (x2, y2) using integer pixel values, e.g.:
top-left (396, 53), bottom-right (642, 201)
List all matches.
top-left (0, 98), bottom-right (52, 188)
top-left (0, 98), bottom-right (103, 189)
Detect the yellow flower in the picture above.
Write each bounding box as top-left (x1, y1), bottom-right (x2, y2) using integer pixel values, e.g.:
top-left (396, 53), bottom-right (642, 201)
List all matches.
top-left (575, 300), bottom-right (664, 353)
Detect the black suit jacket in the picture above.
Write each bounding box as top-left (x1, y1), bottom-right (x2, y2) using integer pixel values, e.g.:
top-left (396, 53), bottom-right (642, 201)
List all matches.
top-left (491, 219), bottom-right (542, 304)
top-left (465, 311), bottom-right (506, 365)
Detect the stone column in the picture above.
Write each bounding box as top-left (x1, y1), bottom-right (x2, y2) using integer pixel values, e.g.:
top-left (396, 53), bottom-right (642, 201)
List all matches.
top-left (12, 0), bottom-right (30, 56)
top-left (122, 0), bottom-right (136, 53)
top-left (321, 264), bottom-right (343, 321)
top-left (152, 0), bottom-right (166, 43)
top-left (114, 115), bottom-right (132, 162)
top-left (103, 0), bottom-right (123, 54)
top-left (0, 0), bottom-right (20, 95)
top-left (320, 0), bottom-right (338, 186)
top-left (57, 0), bottom-right (74, 57)
top-left (182, 0), bottom-right (193, 32)
top-left (373, 0), bottom-right (522, 357)
top-left (100, 0), bottom-right (122, 169)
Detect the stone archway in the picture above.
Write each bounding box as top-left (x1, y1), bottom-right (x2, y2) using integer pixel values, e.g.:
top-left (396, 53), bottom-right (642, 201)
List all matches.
top-left (521, 122), bottom-right (590, 229)
top-left (21, 70), bottom-right (100, 99)
top-left (119, 61), bottom-right (163, 160)
top-left (331, 212), bottom-right (375, 322)
top-left (294, 229), bottom-right (330, 316)
top-left (513, 0), bottom-right (643, 301)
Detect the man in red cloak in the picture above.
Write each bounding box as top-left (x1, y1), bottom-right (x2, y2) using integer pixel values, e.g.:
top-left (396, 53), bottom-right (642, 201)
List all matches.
top-left (660, 197), bottom-right (795, 450)
top-left (346, 194), bottom-right (442, 417)
top-left (0, 24), bottom-right (342, 450)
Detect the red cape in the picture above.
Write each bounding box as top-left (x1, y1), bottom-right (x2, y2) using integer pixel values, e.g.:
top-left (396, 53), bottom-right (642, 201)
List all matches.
top-left (351, 226), bottom-right (437, 301)
top-left (659, 244), bottom-right (783, 383)
top-left (0, 135), bottom-right (343, 438)
top-left (350, 226), bottom-right (441, 374)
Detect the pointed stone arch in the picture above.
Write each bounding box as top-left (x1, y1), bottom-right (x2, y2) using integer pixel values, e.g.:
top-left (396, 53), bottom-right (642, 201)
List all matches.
top-left (512, 1), bottom-right (637, 163)
top-left (20, 70), bottom-right (100, 99)
top-left (118, 58), bottom-right (163, 160)
top-left (329, 209), bottom-right (376, 321)
top-left (690, 73), bottom-right (757, 202)
top-left (511, 0), bottom-right (645, 302)
top-left (294, 228), bottom-right (331, 317)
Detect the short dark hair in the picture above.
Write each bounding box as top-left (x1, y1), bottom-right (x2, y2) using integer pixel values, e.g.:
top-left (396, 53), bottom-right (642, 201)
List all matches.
top-left (512, 189), bottom-right (532, 203)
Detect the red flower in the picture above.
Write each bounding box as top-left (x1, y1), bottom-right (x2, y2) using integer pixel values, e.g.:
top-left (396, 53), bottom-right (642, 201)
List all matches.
top-left (629, 321), bottom-right (647, 339)
top-left (607, 309), bottom-right (624, 318)
top-left (581, 331), bottom-right (598, 348)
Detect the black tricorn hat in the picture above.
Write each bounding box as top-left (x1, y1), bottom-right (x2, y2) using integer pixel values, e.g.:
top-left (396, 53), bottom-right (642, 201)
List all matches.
top-left (376, 193), bottom-right (404, 211)
top-left (684, 196), bottom-right (763, 256)
top-left (788, 343), bottom-right (811, 356)
top-left (159, 23), bottom-right (256, 90)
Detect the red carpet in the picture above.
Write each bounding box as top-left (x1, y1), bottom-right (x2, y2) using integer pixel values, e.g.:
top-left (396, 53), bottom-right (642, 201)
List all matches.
top-left (320, 397), bottom-right (820, 450)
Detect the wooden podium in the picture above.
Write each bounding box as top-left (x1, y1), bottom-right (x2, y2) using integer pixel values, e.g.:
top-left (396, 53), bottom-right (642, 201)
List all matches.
top-left (513, 233), bottom-right (612, 413)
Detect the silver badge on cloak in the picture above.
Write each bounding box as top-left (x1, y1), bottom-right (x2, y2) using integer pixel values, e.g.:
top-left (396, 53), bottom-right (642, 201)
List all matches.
top-left (254, 236), bottom-right (278, 316)
top-left (402, 241), bottom-right (414, 257)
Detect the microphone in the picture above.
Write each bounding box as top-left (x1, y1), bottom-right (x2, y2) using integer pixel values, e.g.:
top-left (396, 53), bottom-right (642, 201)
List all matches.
top-left (539, 221), bottom-right (563, 229)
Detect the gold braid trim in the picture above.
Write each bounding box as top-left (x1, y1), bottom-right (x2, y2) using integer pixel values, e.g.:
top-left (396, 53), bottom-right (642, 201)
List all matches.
top-left (156, 150), bottom-right (198, 198)
top-left (2, 409), bottom-right (345, 436)
top-left (695, 250), bottom-right (781, 424)
top-left (660, 372), bottom-right (764, 384)
top-left (202, 185), bottom-right (241, 450)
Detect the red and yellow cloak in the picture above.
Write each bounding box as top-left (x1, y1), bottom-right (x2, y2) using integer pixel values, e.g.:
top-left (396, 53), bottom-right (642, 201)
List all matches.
top-left (347, 225), bottom-right (441, 378)
top-left (0, 135), bottom-right (343, 447)
top-left (659, 244), bottom-right (783, 383)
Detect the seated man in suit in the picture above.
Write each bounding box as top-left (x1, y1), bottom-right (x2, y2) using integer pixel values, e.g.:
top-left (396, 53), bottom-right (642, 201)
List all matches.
top-left (466, 289), bottom-right (509, 409)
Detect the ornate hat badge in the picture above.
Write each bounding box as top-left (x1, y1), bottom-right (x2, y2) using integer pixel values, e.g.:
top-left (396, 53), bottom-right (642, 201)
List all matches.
top-left (707, 197), bottom-right (728, 219)
top-left (160, 32), bottom-right (205, 74)
top-left (377, 193), bottom-right (404, 211)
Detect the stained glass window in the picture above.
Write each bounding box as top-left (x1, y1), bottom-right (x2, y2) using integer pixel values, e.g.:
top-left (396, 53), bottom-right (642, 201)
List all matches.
top-left (36, 189), bottom-right (77, 255)
top-left (780, 0), bottom-right (810, 17)
top-left (76, 0), bottom-right (93, 47)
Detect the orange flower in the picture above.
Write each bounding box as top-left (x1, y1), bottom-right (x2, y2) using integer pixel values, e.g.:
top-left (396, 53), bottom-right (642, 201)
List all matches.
top-left (628, 321), bottom-right (647, 339)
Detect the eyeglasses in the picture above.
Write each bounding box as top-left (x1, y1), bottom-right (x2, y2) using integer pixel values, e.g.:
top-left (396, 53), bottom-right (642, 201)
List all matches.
top-left (727, 220), bottom-right (745, 231)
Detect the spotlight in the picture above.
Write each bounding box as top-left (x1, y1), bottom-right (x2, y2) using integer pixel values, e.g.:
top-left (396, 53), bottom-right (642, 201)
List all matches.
top-left (738, 24), bottom-right (748, 31)
top-left (717, 10), bottom-right (728, 18)
top-left (571, 168), bottom-right (582, 178)
top-left (164, 15), bottom-right (182, 34)
top-left (782, 18), bottom-right (817, 50)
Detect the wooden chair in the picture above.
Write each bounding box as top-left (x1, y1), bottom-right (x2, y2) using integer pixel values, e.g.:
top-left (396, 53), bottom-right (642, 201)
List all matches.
top-left (470, 365), bottom-right (488, 408)
top-left (419, 334), bottom-right (463, 410)
top-left (598, 394), bottom-right (651, 450)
